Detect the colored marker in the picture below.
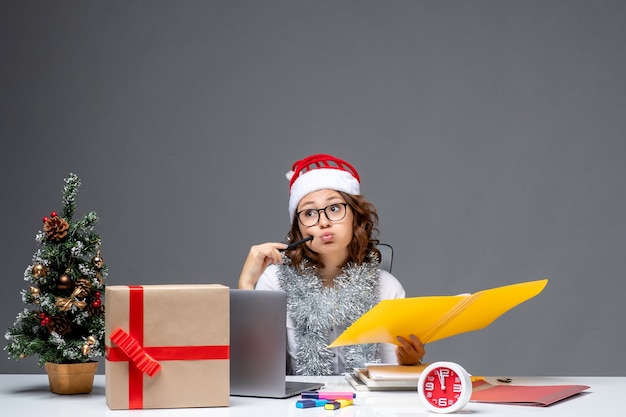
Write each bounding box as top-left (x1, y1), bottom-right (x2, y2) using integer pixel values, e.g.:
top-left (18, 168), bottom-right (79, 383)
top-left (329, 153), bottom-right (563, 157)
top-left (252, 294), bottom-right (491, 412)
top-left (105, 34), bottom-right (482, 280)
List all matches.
top-left (324, 399), bottom-right (353, 410)
top-left (301, 391), bottom-right (356, 400)
top-left (296, 399), bottom-right (328, 408)
top-left (283, 236), bottom-right (313, 251)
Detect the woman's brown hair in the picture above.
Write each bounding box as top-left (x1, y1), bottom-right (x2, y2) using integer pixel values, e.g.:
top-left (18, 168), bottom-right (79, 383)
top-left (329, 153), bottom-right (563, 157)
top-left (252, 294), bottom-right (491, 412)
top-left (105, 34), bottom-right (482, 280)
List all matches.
top-left (286, 191), bottom-right (381, 271)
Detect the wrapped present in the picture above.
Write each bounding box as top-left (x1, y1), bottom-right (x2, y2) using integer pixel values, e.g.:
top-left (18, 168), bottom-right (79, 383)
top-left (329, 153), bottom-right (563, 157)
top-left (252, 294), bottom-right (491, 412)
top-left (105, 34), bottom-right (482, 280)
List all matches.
top-left (105, 284), bottom-right (229, 409)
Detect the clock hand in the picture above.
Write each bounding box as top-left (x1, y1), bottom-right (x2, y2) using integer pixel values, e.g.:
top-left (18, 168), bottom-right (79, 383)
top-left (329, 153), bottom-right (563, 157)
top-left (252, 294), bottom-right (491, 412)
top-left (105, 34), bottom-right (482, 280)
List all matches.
top-left (437, 370), bottom-right (446, 390)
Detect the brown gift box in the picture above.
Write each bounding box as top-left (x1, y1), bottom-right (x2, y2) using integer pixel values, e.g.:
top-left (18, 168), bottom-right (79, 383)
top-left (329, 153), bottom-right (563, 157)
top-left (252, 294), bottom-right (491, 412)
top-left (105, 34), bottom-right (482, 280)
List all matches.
top-left (105, 284), bottom-right (229, 409)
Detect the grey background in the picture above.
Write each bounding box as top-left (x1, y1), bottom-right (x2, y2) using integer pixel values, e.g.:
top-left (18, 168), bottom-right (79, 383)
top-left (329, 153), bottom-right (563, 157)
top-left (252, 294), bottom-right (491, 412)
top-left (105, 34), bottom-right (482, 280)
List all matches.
top-left (1, 1), bottom-right (624, 376)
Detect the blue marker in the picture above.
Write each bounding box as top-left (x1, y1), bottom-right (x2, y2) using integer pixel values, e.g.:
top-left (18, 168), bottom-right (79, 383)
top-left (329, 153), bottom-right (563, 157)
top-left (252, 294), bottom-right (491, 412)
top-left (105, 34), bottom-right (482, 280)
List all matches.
top-left (296, 399), bottom-right (328, 408)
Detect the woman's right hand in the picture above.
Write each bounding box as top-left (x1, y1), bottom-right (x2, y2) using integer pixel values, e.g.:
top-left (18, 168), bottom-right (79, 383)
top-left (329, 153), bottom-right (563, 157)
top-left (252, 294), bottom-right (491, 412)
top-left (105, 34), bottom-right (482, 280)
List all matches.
top-left (238, 242), bottom-right (288, 289)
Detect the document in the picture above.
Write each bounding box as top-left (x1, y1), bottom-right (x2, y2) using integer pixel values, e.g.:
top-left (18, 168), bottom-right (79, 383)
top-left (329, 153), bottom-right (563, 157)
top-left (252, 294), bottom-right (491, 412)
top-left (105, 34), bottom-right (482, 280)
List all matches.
top-left (328, 279), bottom-right (548, 348)
top-left (470, 380), bottom-right (590, 406)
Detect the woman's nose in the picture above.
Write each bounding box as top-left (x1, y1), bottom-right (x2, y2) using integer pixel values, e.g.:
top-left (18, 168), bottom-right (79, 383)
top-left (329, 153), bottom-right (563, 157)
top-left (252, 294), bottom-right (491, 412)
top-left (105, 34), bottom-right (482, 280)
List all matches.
top-left (317, 210), bottom-right (332, 226)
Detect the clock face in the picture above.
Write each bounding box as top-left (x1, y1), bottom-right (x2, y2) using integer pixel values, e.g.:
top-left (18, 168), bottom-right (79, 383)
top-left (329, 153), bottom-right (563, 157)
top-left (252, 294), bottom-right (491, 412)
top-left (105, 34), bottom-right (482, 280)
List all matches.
top-left (418, 361), bottom-right (472, 413)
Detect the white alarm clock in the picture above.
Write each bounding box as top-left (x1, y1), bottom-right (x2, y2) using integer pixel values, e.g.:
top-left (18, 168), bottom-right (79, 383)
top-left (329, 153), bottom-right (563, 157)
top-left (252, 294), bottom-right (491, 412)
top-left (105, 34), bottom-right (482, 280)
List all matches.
top-left (417, 361), bottom-right (472, 413)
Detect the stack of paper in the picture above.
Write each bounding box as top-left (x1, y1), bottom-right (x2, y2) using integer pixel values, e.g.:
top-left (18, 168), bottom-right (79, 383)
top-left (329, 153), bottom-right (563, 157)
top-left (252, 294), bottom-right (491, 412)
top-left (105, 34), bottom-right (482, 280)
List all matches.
top-left (345, 364), bottom-right (429, 391)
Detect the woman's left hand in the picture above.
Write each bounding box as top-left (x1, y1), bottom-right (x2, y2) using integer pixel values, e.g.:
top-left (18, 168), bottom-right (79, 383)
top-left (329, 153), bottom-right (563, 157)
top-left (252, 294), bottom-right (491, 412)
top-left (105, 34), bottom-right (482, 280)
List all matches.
top-left (395, 334), bottom-right (425, 366)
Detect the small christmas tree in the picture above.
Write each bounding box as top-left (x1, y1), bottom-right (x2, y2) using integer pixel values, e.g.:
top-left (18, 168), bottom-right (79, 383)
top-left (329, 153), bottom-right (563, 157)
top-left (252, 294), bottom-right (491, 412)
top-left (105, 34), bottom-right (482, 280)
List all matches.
top-left (5, 173), bottom-right (107, 365)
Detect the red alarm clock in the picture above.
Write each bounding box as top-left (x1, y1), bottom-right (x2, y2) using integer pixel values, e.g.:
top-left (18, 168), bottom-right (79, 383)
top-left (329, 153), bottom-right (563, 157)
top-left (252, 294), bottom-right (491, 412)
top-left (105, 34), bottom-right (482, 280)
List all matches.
top-left (417, 361), bottom-right (472, 413)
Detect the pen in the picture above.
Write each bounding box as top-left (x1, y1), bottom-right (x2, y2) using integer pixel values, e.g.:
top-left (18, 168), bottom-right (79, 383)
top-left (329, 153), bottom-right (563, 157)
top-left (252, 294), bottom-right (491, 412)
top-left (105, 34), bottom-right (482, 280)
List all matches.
top-left (301, 391), bottom-right (356, 400)
top-left (283, 236), bottom-right (313, 251)
top-left (324, 399), bottom-right (353, 410)
top-left (295, 399), bottom-right (328, 408)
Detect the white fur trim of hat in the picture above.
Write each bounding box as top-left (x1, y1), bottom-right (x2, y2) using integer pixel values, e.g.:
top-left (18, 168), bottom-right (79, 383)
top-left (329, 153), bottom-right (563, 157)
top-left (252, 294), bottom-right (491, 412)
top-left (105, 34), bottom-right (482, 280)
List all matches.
top-left (286, 154), bottom-right (360, 221)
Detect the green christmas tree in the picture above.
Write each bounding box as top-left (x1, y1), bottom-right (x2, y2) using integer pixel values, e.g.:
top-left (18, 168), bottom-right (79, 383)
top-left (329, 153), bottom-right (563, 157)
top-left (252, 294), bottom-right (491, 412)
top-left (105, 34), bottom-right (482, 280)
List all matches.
top-left (5, 174), bottom-right (107, 365)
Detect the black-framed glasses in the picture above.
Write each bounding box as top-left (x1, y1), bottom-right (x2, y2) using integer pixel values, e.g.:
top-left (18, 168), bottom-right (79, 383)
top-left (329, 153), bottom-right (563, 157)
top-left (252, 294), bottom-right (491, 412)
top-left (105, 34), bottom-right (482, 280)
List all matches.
top-left (296, 203), bottom-right (349, 227)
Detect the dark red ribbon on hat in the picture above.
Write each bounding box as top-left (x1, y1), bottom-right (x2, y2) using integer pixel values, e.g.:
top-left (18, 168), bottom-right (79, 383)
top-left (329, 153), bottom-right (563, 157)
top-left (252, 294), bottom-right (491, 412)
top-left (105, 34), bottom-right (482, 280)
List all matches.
top-left (105, 285), bottom-right (229, 409)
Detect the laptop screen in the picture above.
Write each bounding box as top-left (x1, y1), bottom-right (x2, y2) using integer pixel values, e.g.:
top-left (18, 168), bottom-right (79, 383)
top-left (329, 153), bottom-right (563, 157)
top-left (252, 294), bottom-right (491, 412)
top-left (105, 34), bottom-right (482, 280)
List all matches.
top-left (229, 289), bottom-right (323, 398)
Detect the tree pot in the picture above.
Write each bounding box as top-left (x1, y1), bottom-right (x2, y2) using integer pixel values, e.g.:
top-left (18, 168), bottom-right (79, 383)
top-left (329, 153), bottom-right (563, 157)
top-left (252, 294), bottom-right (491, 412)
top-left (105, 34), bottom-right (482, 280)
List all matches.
top-left (44, 361), bottom-right (98, 394)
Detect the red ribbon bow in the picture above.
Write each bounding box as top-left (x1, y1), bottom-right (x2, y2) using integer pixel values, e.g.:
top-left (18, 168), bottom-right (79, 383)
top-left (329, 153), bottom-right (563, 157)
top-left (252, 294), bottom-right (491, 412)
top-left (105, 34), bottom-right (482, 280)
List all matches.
top-left (109, 327), bottom-right (161, 377)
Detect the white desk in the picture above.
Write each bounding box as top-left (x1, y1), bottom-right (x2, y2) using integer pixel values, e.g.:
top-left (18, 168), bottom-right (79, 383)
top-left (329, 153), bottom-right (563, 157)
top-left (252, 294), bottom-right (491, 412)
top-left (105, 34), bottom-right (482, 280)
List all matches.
top-left (0, 374), bottom-right (619, 416)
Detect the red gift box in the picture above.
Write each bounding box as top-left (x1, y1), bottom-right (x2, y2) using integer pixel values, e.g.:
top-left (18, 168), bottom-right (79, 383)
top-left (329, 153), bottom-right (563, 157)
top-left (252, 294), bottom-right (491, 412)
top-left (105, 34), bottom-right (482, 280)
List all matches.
top-left (105, 284), bottom-right (229, 409)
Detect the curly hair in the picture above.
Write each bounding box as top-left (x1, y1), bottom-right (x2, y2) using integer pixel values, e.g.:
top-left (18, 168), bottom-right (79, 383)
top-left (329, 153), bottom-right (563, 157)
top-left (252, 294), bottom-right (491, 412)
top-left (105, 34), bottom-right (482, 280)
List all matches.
top-left (286, 191), bottom-right (381, 271)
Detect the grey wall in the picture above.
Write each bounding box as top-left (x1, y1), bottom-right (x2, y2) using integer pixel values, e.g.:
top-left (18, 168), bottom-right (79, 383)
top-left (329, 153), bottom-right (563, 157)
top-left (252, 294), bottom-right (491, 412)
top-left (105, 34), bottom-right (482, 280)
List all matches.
top-left (2, 1), bottom-right (625, 376)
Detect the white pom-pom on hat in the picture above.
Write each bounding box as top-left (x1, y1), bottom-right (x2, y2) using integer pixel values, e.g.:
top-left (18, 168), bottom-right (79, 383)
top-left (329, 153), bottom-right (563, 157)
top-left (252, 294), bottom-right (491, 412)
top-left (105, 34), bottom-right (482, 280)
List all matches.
top-left (287, 154), bottom-right (360, 221)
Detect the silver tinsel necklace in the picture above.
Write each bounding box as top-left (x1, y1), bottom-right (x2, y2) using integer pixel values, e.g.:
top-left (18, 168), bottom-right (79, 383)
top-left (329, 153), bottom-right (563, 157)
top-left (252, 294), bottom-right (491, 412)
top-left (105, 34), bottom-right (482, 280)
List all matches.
top-left (277, 253), bottom-right (381, 375)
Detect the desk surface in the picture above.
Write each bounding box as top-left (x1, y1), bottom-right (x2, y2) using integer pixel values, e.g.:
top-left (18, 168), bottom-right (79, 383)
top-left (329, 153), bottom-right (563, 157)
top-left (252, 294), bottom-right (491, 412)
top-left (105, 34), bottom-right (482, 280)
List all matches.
top-left (0, 374), bottom-right (619, 416)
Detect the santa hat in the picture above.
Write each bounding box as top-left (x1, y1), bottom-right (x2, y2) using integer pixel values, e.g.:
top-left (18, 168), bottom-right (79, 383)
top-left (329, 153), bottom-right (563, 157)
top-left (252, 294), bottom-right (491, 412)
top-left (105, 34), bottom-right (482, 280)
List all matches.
top-left (286, 154), bottom-right (361, 220)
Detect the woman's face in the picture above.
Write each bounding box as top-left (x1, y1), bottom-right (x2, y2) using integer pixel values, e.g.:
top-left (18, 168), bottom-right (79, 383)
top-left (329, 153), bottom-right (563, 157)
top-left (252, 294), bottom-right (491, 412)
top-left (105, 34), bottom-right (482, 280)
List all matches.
top-left (295, 189), bottom-right (354, 262)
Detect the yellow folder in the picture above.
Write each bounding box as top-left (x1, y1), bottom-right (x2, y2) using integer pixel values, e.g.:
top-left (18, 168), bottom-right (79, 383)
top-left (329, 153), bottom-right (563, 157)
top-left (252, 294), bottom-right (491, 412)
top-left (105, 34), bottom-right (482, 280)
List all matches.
top-left (327, 279), bottom-right (548, 348)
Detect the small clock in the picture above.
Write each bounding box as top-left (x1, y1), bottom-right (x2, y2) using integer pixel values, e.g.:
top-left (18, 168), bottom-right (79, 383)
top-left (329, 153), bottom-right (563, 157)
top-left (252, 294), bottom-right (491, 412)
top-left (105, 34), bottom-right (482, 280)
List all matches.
top-left (417, 361), bottom-right (472, 413)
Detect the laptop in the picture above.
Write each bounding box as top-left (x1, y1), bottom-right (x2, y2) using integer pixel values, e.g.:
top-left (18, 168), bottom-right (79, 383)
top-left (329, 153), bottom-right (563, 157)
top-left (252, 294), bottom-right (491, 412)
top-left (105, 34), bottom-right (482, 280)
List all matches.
top-left (230, 289), bottom-right (325, 398)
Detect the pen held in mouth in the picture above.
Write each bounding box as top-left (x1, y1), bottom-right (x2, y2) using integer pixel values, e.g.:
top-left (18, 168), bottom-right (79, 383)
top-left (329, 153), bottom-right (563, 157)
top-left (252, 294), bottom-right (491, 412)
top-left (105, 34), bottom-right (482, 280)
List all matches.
top-left (283, 236), bottom-right (313, 251)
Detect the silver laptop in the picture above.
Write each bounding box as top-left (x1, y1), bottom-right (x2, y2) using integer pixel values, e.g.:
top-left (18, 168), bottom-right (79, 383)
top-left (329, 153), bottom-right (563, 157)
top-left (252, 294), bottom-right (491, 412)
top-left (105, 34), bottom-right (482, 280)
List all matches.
top-left (230, 289), bottom-right (324, 398)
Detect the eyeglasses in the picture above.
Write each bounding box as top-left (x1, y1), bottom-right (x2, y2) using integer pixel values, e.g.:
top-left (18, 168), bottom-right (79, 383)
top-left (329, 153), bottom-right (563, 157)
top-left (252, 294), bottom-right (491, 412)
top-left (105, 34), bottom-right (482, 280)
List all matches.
top-left (296, 203), bottom-right (349, 227)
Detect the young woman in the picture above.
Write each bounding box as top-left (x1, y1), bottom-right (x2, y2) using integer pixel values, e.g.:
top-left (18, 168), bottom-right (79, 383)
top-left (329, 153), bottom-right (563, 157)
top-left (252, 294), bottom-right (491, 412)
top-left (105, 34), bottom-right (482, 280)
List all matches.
top-left (239, 153), bottom-right (424, 375)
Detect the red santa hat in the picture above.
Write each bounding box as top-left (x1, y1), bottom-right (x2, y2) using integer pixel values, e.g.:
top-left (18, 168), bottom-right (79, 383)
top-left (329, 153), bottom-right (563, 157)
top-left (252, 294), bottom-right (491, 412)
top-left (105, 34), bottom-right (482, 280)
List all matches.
top-left (286, 154), bottom-right (361, 220)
